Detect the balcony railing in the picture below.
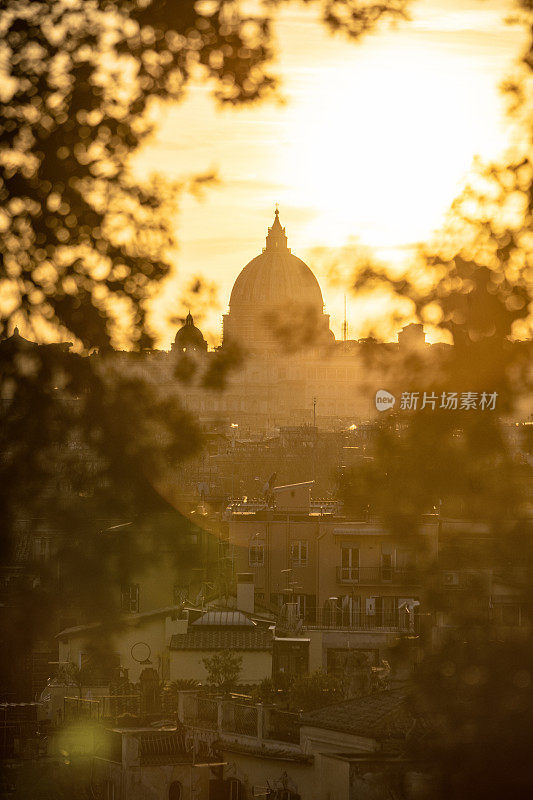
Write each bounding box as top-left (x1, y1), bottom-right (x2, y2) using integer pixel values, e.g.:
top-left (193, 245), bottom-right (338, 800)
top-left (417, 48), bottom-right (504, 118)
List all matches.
top-left (139, 731), bottom-right (188, 765)
top-left (64, 694), bottom-right (141, 722)
top-left (175, 693), bottom-right (301, 747)
top-left (336, 566), bottom-right (417, 585)
top-left (222, 703), bottom-right (258, 737)
top-left (227, 499), bottom-right (341, 516)
top-left (298, 609), bottom-right (420, 632)
top-left (196, 696), bottom-right (218, 729)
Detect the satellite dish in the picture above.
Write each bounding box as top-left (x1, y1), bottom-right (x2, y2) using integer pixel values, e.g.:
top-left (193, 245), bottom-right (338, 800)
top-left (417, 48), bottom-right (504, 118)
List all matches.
top-left (131, 642), bottom-right (152, 664)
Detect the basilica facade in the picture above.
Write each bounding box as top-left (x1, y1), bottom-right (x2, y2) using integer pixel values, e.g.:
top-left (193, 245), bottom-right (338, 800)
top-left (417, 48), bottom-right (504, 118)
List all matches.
top-left (167, 209), bottom-right (429, 432)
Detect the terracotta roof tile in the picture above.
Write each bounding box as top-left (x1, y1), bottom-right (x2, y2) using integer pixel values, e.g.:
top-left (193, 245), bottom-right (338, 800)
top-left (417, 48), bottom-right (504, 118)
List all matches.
top-left (170, 628), bottom-right (273, 651)
top-left (300, 687), bottom-right (413, 739)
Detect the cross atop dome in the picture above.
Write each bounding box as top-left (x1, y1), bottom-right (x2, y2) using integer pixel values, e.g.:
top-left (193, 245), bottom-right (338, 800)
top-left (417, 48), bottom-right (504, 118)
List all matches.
top-left (265, 205), bottom-right (289, 252)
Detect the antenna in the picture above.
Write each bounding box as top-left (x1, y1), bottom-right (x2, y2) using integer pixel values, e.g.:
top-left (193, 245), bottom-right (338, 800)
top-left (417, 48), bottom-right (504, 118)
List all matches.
top-left (343, 295), bottom-right (348, 343)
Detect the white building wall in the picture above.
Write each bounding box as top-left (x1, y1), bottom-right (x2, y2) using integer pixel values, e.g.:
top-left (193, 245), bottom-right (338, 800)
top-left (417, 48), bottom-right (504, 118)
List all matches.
top-left (169, 649), bottom-right (271, 684)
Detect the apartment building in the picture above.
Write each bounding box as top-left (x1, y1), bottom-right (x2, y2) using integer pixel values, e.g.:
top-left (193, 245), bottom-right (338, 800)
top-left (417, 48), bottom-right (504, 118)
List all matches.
top-left (227, 482), bottom-right (439, 671)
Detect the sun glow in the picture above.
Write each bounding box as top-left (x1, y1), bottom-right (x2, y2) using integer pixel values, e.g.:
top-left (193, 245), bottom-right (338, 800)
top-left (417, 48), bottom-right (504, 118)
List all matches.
top-left (281, 38), bottom-right (513, 252)
top-left (136, 2), bottom-right (525, 344)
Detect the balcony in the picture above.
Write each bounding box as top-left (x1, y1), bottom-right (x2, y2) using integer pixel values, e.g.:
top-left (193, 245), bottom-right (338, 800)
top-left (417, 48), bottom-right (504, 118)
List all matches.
top-left (299, 609), bottom-right (420, 633)
top-left (177, 692), bottom-right (301, 750)
top-left (64, 694), bottom-right (141, 723)
top-left (336, 566), bottom-right (417, 585)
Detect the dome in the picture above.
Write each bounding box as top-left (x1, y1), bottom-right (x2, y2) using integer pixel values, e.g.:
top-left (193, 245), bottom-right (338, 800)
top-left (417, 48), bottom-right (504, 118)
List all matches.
top-left (223, 209), bottom-right (333, 351)
top-left (172, 312), bottom-right (207, 353)
top-left (229, 208), bottom-right (324, 311)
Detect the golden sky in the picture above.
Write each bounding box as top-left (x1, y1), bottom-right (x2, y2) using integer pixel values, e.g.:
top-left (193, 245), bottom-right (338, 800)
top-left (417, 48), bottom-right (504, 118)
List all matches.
top-left (135, 0), bottom-right (527, 346)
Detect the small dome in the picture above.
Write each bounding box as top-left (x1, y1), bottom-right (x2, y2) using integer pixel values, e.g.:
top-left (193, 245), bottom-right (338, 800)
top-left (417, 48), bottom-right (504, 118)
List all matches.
top-left (229, 209), bottom-right (324, 312)
top-left (172, 312), bottom-right (207, 353)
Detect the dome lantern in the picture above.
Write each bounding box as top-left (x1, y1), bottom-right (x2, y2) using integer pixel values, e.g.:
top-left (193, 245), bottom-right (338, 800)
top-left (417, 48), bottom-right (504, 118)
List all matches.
top-left (264, 206), bottom-right (289, 253)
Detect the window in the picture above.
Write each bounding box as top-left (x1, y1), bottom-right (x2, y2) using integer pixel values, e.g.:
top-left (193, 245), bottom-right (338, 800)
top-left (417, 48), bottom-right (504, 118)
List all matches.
top-left (294, 594), bottom-right (314, 621)
top-left (249, 543), bottom-right (264, 566)
top-left (290, 540), bottom-right (308, 567)
top-left (381, 552), bottom-right (393, 581)
top-left (121, 584), bottom-right (139, 613)
top-left (169, 782), bottom-right (182, 800)
top-left (340, 546), bottom-right (359, 581)
top-left (340, 594), bottom-right (360, 626)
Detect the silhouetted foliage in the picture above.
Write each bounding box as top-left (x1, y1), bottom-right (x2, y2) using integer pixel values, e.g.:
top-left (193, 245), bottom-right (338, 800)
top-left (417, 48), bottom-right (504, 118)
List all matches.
top-left (338, 10), bottom-right (533, 797)
top-left (286, 668), bottom-right (343, 711)
top-left (202, 649), bottom-right (242, 691)
top-left (0, 0), bottom-right (409, 348)
top-left (8, 6), bottom-right (533, 800)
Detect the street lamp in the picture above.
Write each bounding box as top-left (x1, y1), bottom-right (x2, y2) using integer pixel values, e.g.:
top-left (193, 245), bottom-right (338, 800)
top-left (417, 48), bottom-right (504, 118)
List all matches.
top-left (327, 596), bottom-right (342, 627)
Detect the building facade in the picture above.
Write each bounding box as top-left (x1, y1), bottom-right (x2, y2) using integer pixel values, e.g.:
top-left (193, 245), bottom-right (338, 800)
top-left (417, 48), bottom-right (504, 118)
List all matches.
top-left (102, 209), bottom-right (471, 434)
top-left (226, 481), bottom-right (438, 671)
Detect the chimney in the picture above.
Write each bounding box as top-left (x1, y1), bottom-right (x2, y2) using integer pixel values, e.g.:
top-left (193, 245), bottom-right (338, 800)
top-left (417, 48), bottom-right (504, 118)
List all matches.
top-left (236, 573), bottom-right (255, 615)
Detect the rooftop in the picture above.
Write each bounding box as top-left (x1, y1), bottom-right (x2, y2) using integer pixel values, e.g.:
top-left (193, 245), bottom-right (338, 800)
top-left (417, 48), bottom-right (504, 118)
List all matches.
top-left (170, 628), bottom-right (273, 651)
top-left (56, 605), bottom-right (184, 639)
top-left (300, 686), bottom-right (413, 740)
top-left (192, 610), bottom-right (255, 627)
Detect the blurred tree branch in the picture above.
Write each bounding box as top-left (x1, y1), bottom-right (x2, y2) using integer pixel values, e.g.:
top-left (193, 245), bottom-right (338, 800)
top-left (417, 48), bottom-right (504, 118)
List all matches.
top-left (0, 0), bottom-right (412, 704)
top-left (337, 7), bottom-right (533, 797)
top-left (0, 0), bottom-right (409, 350)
